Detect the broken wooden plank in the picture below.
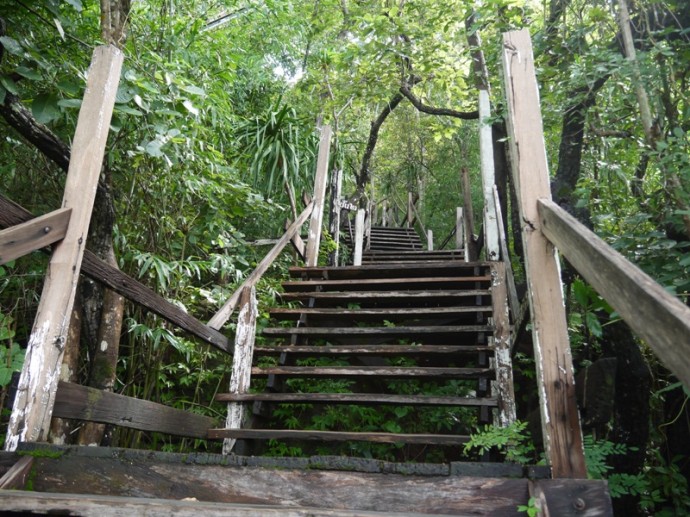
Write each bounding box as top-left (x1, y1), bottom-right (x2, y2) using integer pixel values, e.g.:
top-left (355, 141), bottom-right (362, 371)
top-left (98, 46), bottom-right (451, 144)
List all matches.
top-left (0, 207), bottom-right (71, 265)
top-left (216, 393), bottom-right (498, 407)
top-left (0, 455), bottom-right (33, 489)
top-left (208, 428), bottom-right (471, 445)
top-left (538, 198), bottom-right (690, 390)
top-left (0, 196), bottom-right (230, 353)
top-left (251, 366), bottom-right (493, 379)
top-left (305, 125), bottom-right (332, 267)
top-left (501, 29), bottom-right (586, 478)
top-left (52, 381), bottom-right (217, 438)
top-left (6, 46), bottom-right (124, 452)
top-left (207, 201), bottom-right (314, 330)
top-left (223, 287), bottom-right (257, 454)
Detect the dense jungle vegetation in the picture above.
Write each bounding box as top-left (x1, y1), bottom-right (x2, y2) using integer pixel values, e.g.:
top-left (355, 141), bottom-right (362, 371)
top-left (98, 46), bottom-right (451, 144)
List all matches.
top-left (1, 1), bottom-right (689, 514)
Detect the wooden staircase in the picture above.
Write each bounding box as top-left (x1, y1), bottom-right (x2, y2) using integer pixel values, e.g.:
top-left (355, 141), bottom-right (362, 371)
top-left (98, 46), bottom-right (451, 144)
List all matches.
top-left (211, 257), bottom-right (515, 462)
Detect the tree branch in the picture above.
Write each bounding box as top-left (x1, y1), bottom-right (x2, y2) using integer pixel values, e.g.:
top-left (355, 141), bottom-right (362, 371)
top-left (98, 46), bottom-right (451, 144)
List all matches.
top-left (399, 84), bottom-right (478, 120)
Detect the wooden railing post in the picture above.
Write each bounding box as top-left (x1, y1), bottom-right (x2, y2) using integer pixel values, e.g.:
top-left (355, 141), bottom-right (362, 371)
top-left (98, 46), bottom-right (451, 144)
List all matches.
top-left (455, 207), bottom-right (465, 251)
top-left (479, 90), bottom-right (500, 261)
top-left (223, 286), bottom-right (258, 455)
top-left (501, 29), bottom-right (587, 478)
top-left (427, 230), bottom-right (434, 251)
top-left (5, 46), bottom-right (123, 451)
top-left (353, 209), bottom-right (365, 266)
top-left (305, 125), bottom-right (332, 267)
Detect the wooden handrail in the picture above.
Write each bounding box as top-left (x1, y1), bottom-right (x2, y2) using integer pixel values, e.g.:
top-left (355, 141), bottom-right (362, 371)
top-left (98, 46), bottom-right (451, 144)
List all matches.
top-left (207, 201), bottom-right (315, 330)
top-left (538, 199), bottom-right (690, 389)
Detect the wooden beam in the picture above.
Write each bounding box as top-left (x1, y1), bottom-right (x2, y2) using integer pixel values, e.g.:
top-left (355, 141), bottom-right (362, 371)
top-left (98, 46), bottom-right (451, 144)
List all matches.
top-left (0, 208), bottom-right (71, 265)
top-left (501, 29), bottom-right (586, 478)
top-left (490, 262), bottom-right (516, 427)
top-left (305, 125), bottom-right (332, 267)
top-left (538, 199), bottom-right (690, 389)
top-left (52, 381), bottom-right (217, 438)
top-left (493, 186), bottom-right (520, 321)
top-left (0, 196), bottom-right (230, 352)
top-left (479, 90), bottom-right (499, 260)
top-left (427, 230), bottom-right (433, 251)
top-left (5, 46), bottom-right (124, 452)
top-left (223, 287), bottom-right (258, 454)
top-left (285, 219), bottom-right (306, 260)
top-left (456, 207), bottom-right (465, 250)
top-left (353, 208), bottom-right (365, 266)
top-left (529, 479), bottom-right (614, 517)
top-left (207, 201), bottom-right (314, 330)
top-left (0, 455), bottom-right (33, 489)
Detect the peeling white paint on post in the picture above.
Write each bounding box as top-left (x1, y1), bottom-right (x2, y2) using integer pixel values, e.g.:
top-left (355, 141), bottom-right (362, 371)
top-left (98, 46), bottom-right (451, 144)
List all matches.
top-left (455, 208), bottom-right (465, 251)
top-left (5, 46), bottom-right (123, 451)
top-left (479, 90), bottom-right (499, 261)
top-left (501, 30), bottom-right (586, 478)
top-left (223, 287), bottom-right (258, 455)
top-left (305, 125), bottom-right (332, 267)
top-left (353, 209), bottom-right (365, 266)
top-left (427, 230), bottom-right (433, 251)
top-left (490, 263), bottom-right (516, 427)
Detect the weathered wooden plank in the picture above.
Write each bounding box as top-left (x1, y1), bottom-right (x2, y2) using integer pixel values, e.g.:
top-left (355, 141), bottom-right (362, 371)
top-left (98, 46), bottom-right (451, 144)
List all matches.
top-left (6, 46), bottom-right (124, 452)
top-left (52, 381), bottom-right (217, 438)
top-left (82, 251), bottom-right (230, 352)
top-left (207, 201), bottom-right (314, 330)
top-left (216, 392), bottom-right (498, 407)
top-left (223, 287), bottom-right (257, 454)
top-left (270, 306), bottom-right (493, 319)
top-left (251, 366), bottom-right (493, 379)
top-left (0, 455), bottom-right (33, 489)
top-left (282, 276), bottom-right (492, 290)
top-left (262, 325), bottom-right (492, 336)
top-left (427, 229), bottom-right (434, 251)
top-left (285, 219), bottom-right (307, 259)
top-left (456, 207), bottom-right (465, 250)
top-left (280, 289), bottom-right (491, 301)
top-left (353, 208), bottom-right (365, 266)
top-left (254, 345), bottom-right (493, 355)
top-left (493, 186), bottom-right (520, 320)
top-left (289, 262), bottom-right (487, 278)
top-left (479, 90), bottom-right (500, 261)
top-left (538, 199), bottom-right (690, 389)
top-left (530, 479), bottom-right (613, 517)
top-left (0, 491), bottom-right (429, 517)
top-left (501, 29), bottom-right (586, 478)
top-left (208, 428), bottom-right (471, 445)
top-left (0, 207), bottom-right (71, 265)
top-left (305, 125), bottom-right (332, 267)
top-left (490, 262), bottom-right (516, 426)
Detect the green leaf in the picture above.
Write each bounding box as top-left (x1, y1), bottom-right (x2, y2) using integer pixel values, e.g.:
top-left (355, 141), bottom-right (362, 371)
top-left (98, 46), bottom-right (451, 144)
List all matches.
top-left (0, 85), bottom-right (5, 104)
top-left (144, 139), bottom-right (165, 157)
top-left (63, 0), bottom-right (83, 11)
top-left (183, 99), bottom-right (199, 116)
top-left (0, 36), bottom-right (23, 55)
top-left (0, 75), bottom-right (19, 95)
top-left (57, 98), bottom-right (82, 109)
top-left (16, 66), bottom-right (41, 81)
top-left (179, 84), bottom-right (205, 96)
top-left (32, 93), bottom-right (61, 124)
top-left (585, 312), bottom-right (603, 338)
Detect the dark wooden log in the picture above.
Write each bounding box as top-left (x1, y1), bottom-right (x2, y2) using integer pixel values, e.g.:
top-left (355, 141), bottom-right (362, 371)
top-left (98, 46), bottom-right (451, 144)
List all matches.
top-left (0, 195), bottom-right (230, 353)
top-left (52, 381), bottom-right (217, 438)
top-left (208, 428), bottom-right (471, 445)
top-left (216, 392), bottom-right (498, 407)
top-left (251, 366), bottom-right (493, 379)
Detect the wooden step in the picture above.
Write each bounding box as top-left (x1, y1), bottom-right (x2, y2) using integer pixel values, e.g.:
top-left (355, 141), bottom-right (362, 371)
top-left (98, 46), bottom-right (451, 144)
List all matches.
top-left (207, 428), bottom-right (471, 445)
top-left (289, 262), bottom-right (490, 279)
top-left (279, 289), bottom-right (491, 306)
top-left (251, 366), bottom-right (493, 379)
top-left (262, 325), bottom-right (492, 337)
top-left (269, 306), bottom-right (493, 320)
top-left (253, 344), bottom-right (493, 355)
top-left (281, 276), bottom-right (491, 292)
top-left (216, 392), bottom-right (498, 407)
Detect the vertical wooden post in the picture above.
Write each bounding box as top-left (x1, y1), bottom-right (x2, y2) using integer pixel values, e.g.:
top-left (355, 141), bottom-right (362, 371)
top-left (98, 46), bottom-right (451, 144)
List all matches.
top-left (494, 186), bottom-right (520, 321)
top-left (328, 168), bottom-right (343, 266)
top-left (353, 209), bottom-right (365, 266)
top-left (223, 286), bottom-right (258, 455)
top-left (501, 29), bottom-right (586, 478)
top-left (461, 167), bottom-right (476, 261)
top-left (305, 125), bottom-right (332, 267)
top-left (490, 262), bottom-right (517, 427)
top-left (407, 192), bottom-right (414, 228)
top-left (382, 201), bottom-right (388, 227)
top-left (5, 46), bottom-right (123, 451)
top-left (427, 230), bottom-right (433, 251)
top-left (456, 207), bottom-right (465, 250)
top-left (479, 90), bottom-right (500, 261)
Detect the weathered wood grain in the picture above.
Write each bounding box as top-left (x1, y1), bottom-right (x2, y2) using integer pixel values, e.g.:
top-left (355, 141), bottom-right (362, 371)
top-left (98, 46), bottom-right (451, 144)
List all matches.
top-left (493, 186), bottom-right (520, 320)
top-left (353, 208), bottom-right (365, 266)
top-left (251, 366), bottom-right (493, 379)
top-left (5, 46), bottom-right (124, 452)
top-left (253, 345), bottom-right (493, 355)
top-left (0, 207), bottom-right (71, 265)
top-left (501, 29), bottom-right (586, 478)
top-left (216, 392), bottom-right (498, 407)
top-left (223, 287), bottom-right (257, 454)
top-left (0, 455), bottom-right (33, 489)
top-left (281, 276), bottom-right (492, 290)
top-left (262, 325), bottom-right (492, 336)
top-left (538, 199), bottom-right (690, 389)
top-left (52, 381), bottom-right (217, 438)
top-left (305, 125), bottom-right (332, 266)
top-left (479, 89), bottom-right (500, 260)
top-left (530, 478), bottom-right (614, 517)
top-left (207, 201), bottom-right (314, 330)
top-left (456, 207), bottom-right (465, 250)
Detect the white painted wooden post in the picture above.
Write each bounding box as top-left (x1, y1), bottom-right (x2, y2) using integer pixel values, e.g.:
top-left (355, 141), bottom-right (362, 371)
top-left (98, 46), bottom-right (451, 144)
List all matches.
top-left (5, 46), bottom-right (123, 451)
top-left (353, 209), bottom-right (365, 266)
top-left (305, 125), bottom-right (332, 267)
top-left (427, 230), bottom-right (433, 251)
top-left (382, 201), bottom-right (388, 227)
top-left (502, 29), bottom-right (586, 478)
top-left (479, 90), bottom-right (500, 261)
top-left (455, 207), bottom-right (465, 250)
top-left (223, 286), bottom-right (258, 455)
top-left (329, 168), bottom-right (343, 266)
